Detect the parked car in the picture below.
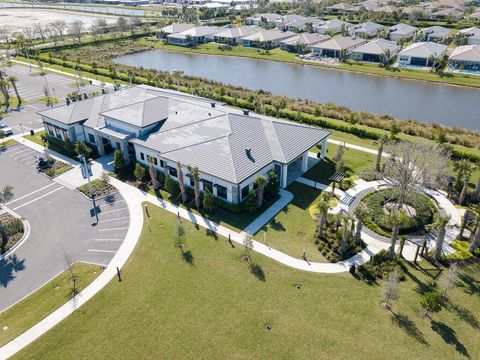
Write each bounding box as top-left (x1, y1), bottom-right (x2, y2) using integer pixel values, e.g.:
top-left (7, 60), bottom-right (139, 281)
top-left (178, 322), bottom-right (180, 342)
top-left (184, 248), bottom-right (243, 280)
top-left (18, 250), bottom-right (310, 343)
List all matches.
top-left (0, 124), bottom-right (13, 136)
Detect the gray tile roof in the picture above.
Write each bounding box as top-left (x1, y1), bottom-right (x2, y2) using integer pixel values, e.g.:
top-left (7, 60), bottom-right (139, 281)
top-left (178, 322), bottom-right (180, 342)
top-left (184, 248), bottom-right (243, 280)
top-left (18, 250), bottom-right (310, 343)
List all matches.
top-left (352, 38), bottom-right (399, 55)
top-left (280, 33), bottom-right (330, 46)
top-left (420, 25), bottom-right (451, 39)
top-left (214, 26), bottom-right (258, 39)
top-left (449, 45), bottom-right (480, 62)
top-left (398, 41), bottom-right (447, 58)
top-left (389, 23), bottom-right (417, 35)
top-left (312, 36), bottom-right (366, 51)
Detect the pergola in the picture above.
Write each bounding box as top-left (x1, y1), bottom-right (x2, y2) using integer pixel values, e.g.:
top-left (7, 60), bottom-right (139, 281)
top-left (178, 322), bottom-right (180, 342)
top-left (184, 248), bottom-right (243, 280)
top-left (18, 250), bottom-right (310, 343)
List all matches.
top-left (329, 171), bottom-right (346, 195)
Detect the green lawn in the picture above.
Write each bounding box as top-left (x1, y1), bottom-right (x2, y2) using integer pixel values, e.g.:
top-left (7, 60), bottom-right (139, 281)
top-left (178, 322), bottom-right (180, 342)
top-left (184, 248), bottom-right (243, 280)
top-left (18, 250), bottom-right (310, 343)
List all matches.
top-left (255, 182), bottom-right (327, 262)
top-left (23, 130), bottom-right (45, 147)
top-left (0, 139), bottom-right (16, 148)
top-left (0, 263), bottom-right (102, 348)
top-left (14, 204), bottom-right (480, 360)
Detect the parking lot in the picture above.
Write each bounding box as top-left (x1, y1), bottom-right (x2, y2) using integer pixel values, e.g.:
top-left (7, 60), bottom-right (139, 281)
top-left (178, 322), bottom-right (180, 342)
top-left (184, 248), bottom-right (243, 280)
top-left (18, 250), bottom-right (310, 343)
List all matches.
top-left (1, 64), bottom-right (100, 135)
top-left (0, 143), bottom-right (129, 312)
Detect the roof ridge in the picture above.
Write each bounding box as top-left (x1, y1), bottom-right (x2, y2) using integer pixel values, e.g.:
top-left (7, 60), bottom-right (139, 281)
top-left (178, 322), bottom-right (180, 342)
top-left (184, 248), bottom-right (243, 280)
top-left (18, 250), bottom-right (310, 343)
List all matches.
top-left (262, 118), bottom-right (287, 163)
top-left (158, 113), bottom-right (226, 133)
top-left (225, 119), bottom-right (239, 183)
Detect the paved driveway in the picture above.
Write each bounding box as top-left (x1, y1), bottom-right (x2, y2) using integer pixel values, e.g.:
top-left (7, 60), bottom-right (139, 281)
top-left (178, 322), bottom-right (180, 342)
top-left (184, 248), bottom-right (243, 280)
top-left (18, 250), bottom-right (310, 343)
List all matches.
top-left (0, 144), bottom-right (129, 311)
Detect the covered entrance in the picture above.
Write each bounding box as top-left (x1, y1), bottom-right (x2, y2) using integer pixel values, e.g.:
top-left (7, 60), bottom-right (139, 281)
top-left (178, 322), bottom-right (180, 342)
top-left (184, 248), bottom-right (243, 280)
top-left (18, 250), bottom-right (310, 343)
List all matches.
top-left (96, 126), bottom-right (134, 163)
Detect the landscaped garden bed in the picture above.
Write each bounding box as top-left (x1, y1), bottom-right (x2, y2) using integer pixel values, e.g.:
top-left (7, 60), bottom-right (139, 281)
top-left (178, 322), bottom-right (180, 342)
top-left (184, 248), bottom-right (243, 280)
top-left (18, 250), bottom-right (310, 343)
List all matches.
top-left (357, 250), bottom-right (408, 282)
top-left (37, 156), bottom-right (73, 178)
top-left (0, 212), bottom-right (24, 254)
top-left (361, 189), bottom-right (437, 237)
top-left (77, 177), bottom-right (117, 199)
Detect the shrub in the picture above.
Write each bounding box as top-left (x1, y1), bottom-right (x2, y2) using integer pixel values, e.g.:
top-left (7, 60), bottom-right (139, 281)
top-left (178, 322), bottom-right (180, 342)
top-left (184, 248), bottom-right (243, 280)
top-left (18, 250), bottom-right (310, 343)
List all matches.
top-left (202, 188), bottom-right (216, 213)
top-left (244, 189), bottom-right (258, 214)
top-left (4, 218), bottom-right (23, 237)
top-left (164, 175), bottom-right (179, 197)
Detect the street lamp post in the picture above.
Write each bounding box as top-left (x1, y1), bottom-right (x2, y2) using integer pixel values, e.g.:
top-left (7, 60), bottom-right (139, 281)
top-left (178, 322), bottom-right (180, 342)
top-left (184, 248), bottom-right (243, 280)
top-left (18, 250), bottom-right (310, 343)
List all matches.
top-left (79, 154), bottom-right (99, 224)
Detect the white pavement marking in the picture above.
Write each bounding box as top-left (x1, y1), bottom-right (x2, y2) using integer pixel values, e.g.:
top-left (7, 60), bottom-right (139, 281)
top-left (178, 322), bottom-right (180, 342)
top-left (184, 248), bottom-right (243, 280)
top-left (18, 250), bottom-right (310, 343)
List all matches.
top-left (97, 200), bottom-right (126, 207)
top-left (93, 239), bottom-right (124, 242)
top-left (7, 148), bottom-right (31, 156)
top-left (13, 187), bottom-right (63, 210)
top-left (14, 153), bottom-right (35, 161)
top-left (100, 216), bottom-right (130, 223)
top-left (87, 249), bottom-right (117, 253)
top-left (100, 207), bottom-right (128, 215)
top-left (6, 183), bottom-right (56, 205)
top-left (99, 227), bottom-right (129, 232)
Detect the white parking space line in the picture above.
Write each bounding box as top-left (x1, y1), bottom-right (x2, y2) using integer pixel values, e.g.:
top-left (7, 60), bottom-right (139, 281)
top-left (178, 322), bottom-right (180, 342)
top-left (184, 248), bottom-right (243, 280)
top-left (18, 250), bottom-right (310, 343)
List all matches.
top-left (6, 183), bottom-right (56, 205)
top-left (7, 148), bottom-right (31, 156)
top-left (99, 227), bottom-right (129, 232)
top-left (14, 153), bottom-right (36, 161)
top-left (87, 249), bottom-right (117, 253)
top-left (100, 216), bottom-right (130, 223)
top-left (13, 186), bottom-right (63, 210)
top-left (100, 207), bottom-right (128, 215)
top-left (93, 239), bottom-right (124, 242)
top-left (21, 159), bottom-right (38, 166)
top-left (97, 200), bottom-right (126, 208)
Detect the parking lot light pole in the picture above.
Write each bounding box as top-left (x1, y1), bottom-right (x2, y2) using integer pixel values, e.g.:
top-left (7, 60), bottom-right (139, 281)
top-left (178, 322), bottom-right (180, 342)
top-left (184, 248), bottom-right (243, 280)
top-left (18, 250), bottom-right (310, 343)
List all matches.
top-left (79, 154), bottom-right (99, 224)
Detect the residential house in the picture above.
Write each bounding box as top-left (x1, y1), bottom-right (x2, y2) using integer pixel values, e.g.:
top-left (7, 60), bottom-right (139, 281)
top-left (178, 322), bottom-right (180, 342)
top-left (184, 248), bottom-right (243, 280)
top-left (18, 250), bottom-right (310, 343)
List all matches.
top-left (419, 26), bottom-right (451, 42)
top-left (350, 21), bottom-right (385, 37)
top-left (279, 33), bottom-right (330, 53)
top-left (397, 42), bottom-right (448, 66)
top-left (448, 45), bottom-right (480, 71)
top-left (285, 17), bottom-right (325, 32)
top-left (388, 23), bottom-right (418, 42)
top-left (312, 36), bottom-right (367, 58)
top-left (467, 11), bottom-right (480, 21)
top-left (372, 5), bottom-right (397, 13)
top-left (325, 2), bottom-right (360, 14)
top-left (38, 85), bottom-right (331, 204)
top-left (240, 29), bottom-right (296, 48)
top-left (166, 26), bottom-right (222, 46)
top-left (244, 13), bottom-right (283, 26)
top-left (314, 19), bottom-right (352, 35)
top-left (351, 38), bottom-right (399, 62)
top-left (273, 14), bottom-right (305, 30)
top-left (429, 8), bottom-right (464, 20)
top-left (213, 26), bottom-right (258, 44)
top-left (157, 23), bottom-right (195, 38)
top-left (458, 27), bottom-right (480, 45)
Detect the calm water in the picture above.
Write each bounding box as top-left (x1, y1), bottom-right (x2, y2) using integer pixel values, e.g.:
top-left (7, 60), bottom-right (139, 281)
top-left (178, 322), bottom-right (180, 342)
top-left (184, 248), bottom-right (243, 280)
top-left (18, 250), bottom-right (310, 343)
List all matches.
top-left (115, 50), bottom-right (480, 130)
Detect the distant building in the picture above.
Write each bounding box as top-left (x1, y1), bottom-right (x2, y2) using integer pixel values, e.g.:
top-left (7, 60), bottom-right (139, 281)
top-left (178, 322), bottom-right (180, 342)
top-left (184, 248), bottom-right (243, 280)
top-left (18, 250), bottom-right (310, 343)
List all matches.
top-left (350, 21), bottom-right (385, 37)
top-left (157, 23), bottom-right (195, 39)
top-left (279, 33), bottom-right (330, 53)
top-left (240, 29), bottom-right (296, 48)
top-left (458, 27), bottom-right (480, 45)
top-left (214, 26), bottom-right (258, 45)
top-left (351, 38), bottom-right (399, 62)
top-left (419, 26), bottom-right (452, 42)
top-left (448, 45), bottom-right (480, 71)
top-left (397, 42), bottom-right (448, 66)
top-left (312, 36), bottom-right (367, 58)
top-left (314, 19), bottom-right (352, 35)
top-left (166, 26), bottom-right (222, 46)
top-left (388, 23), bottom-right (418, 42)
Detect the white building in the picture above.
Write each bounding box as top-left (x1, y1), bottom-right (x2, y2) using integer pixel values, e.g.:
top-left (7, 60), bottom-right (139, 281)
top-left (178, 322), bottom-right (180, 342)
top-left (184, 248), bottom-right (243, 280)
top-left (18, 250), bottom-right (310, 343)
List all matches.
top-left (388, 23), bottom-right (418, 42)
top-left (397, 42), bottom-right (448, 66)
top-left (448, 45), bottom-right (480, 71)
top-left (38, 86), bottom-right (330, 204)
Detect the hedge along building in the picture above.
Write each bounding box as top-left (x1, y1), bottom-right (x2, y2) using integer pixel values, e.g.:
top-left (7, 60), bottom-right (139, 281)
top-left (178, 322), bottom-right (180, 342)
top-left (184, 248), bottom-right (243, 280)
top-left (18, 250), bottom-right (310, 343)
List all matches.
top-left (38, 85), bottom-right (330, 204)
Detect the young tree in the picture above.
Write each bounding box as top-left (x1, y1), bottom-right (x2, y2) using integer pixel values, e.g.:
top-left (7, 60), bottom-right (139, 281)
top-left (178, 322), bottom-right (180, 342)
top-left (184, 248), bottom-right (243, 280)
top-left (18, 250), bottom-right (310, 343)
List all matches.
top-left (113, 149), bottom-right (125, 172)
top-left (340, 214), bottom-right (351, 255)
top-left (265, 170), bottom-right (280, 198)
top-left (439, 263), bottom-right (459, 301)
top-left (468, 220), bottom-right (480, 253)
top-left (332, 145), bottom-right (345, 172)
top-left (381, 269), bottom-right (400, 310)
top-left (188, 166), bottom-right (201, 210)
top-left (316, 193), bottom-right (331, 239)
top-left (175, 216), bottom-right (185, 251)
top-left (375, 134), bottom-right (388, 172)
top-left (387, 209), bottom-right (407, 259)
top-left (51, 20), bottom-right (67, 41)
top-left (75, 141), bottom-right (92, 160)
top-left (8, 76), bottom-right (21, 106)
top-left (242, 233), bottom-right (254, 265)
top-left (148, 160), bottom-right (160, 191)
top-left (244, 189), bottom-right (258, 214)
top-left (202, 187), bottom-right (216, 213)
top-left (254, 175), bottom-right (267, 208)
top-left (68, 20), bottom-right (84, 43)
top-left (420, 291), bottom-right (443, 319)
top-left (134, 163), bottom-right (146, 183)
top-left (165, 175), bottom-right (179, 197)
top-left (177, 161), bottom-right (187, 204)
top-left (428, 214), bottom-right (451, 261)
top-left (354, 203), bottom-right (369, 245)
top-left (65, 254), bottom-right (79, 297)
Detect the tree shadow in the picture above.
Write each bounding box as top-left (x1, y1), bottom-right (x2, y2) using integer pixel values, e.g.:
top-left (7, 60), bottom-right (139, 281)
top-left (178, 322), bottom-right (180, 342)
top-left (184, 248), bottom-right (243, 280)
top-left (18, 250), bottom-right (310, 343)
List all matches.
top-left (431, 321), bottom-right (470, 358)
top-left (458, 274), bottom-right (480, 296)
top-left (404, 267), bottom-right (436, 295)
top-left (250, 263), bottom-right (266, 281)
top-left (182, 250), bottom-right (194, 265)
top-left (391, 313), bottom-right (429, 346)
top-left (0, 255), bottom-right (26, 288)
top-left (447, 302), bottom-right (480, 330)
top-left (103, 194), bottom-right (117, 206)
top-left (268, 218), bottom-right (286, 232)
top-left (206, 229), bottom-right (218, 240)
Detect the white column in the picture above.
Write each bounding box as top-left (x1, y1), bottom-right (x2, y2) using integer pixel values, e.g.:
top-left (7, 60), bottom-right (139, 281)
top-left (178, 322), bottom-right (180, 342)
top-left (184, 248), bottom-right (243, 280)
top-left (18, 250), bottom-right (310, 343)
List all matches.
top-left (281, 164), bottom-right (288, 188)
top-left (321, 138), bottom-right (328, 158)
top-left (301, 152), bottom-right (309, 172)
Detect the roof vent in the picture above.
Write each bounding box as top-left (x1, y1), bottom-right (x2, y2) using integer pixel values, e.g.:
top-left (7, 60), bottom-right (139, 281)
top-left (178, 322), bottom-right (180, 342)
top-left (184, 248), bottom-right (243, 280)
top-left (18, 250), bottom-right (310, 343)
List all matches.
top-left (211, 102), bottom-right (216, 108)
top-left (66, 98), bottom-right (71, 106)
top-left (243, 109), bottom-right (249, 116)
top-left (245, 148), bottom-right (252, 157)
top-left (208, 112), bottom-right (211, 116)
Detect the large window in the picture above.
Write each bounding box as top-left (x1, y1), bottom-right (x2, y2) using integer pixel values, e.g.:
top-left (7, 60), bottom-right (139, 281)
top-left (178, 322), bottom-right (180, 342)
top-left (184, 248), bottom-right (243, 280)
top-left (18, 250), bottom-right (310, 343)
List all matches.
top-left (203, 180), bottom-right (213, 193)
top-left (169, 167), bottom-right (178, 178)
top-left (88, 133), bottom-right (96, 144)
top-left (160, 160), bottom-right (165, 168)
top-left (140, 152), bottom-right (145, 161)
top-left (241, 185), bottom-right (249, 200)
top-left (216, 185), bottom-right (227, 200)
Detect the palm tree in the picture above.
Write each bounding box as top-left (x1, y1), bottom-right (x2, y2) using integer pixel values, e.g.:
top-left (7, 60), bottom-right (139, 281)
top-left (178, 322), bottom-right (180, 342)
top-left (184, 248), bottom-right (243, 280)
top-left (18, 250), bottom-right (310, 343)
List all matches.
top-left (177, 161), bottom-right (187, 204)
top-left (254, 175), bottom-right (267, 209)
top-left (354, 204), bottom-right (369, 245)
top-left (429, 214), bottom-right (451, 261)
top-left (148, 159), bottom-right (160, 191)
top-left (188, 165), bottom-right (201, 210)
top-left (0, 79), bottom-right (10, 110)
top-left (0, 185), bottom-right (14, 207)
top-left (8, 76), bottom-right (21, 106)
top-left (376, 134), bottom-right (388, 172)
top-left (468, 220), bottom-right (480, 253)
top-left (387, 209), bottom-right (406, 258)
top-left (339, 213), bottom-right (351, 255)
top-left (316, 193), bottom-right (331, 239)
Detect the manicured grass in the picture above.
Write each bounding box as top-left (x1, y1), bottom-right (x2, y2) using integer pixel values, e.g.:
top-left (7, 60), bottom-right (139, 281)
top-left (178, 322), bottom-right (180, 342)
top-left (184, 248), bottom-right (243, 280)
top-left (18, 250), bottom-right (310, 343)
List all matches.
top-left (0, 263), bottom-right (102, 348)
top-left (0, 139), bottom-right (16, 148)
top-left (23, 130), bottom-right (45, 147)
top-left (304, 142), bottom-right (377, 185)
top-left (255, 182), bottom-right (327, 262)
top-left (14, 204), bottom-right (480, 360)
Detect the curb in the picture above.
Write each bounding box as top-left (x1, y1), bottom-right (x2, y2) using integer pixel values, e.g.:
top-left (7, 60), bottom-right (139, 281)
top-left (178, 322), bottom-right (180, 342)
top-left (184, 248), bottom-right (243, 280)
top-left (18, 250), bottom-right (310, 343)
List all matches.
top-left (0, 207), bottom-right (31, 261)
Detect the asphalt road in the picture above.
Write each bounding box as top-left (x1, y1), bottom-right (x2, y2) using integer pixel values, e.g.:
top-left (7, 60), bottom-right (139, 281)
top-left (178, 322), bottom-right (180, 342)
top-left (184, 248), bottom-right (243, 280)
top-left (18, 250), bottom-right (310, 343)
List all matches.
top-left (0, 144), bottom-right (129, 312)
top-left (0, 64), bottom-right (99, 135)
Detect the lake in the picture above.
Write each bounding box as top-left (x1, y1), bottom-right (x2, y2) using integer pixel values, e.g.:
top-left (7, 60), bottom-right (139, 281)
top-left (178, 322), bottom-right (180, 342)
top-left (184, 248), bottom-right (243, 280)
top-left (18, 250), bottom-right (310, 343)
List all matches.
top-left (114, 49), bottom-right (480, 130)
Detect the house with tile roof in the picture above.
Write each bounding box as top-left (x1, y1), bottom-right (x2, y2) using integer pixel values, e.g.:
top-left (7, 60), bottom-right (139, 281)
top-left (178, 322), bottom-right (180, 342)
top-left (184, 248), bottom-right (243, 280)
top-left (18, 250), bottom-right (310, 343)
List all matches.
top-left (38, 86), bottom-right (330, 204)
top-left (350, 21), bottom-right (385, 37)
top-left (458, 27), bottom-right (480, 45)
top-left (419, 26), bottom-right (452, 42)
top-left (351, 38), bottom-right (399, 62)
top-left (396, 42), bottom-right (448, 66)
top-left (213, 26), bottom-right (259, 44)
top-left (448, 45), bottom-right (480, 71)
top-left (279, 33), bottom-right (330, 53)
top-left (388, 23), bottom-right (418, 42)
top-left (311, 36), bottom-right (367, 58)
top-left (166, 26), bottom-right (222, 46)
top-left (240, 29), bottom-right (296, 48)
